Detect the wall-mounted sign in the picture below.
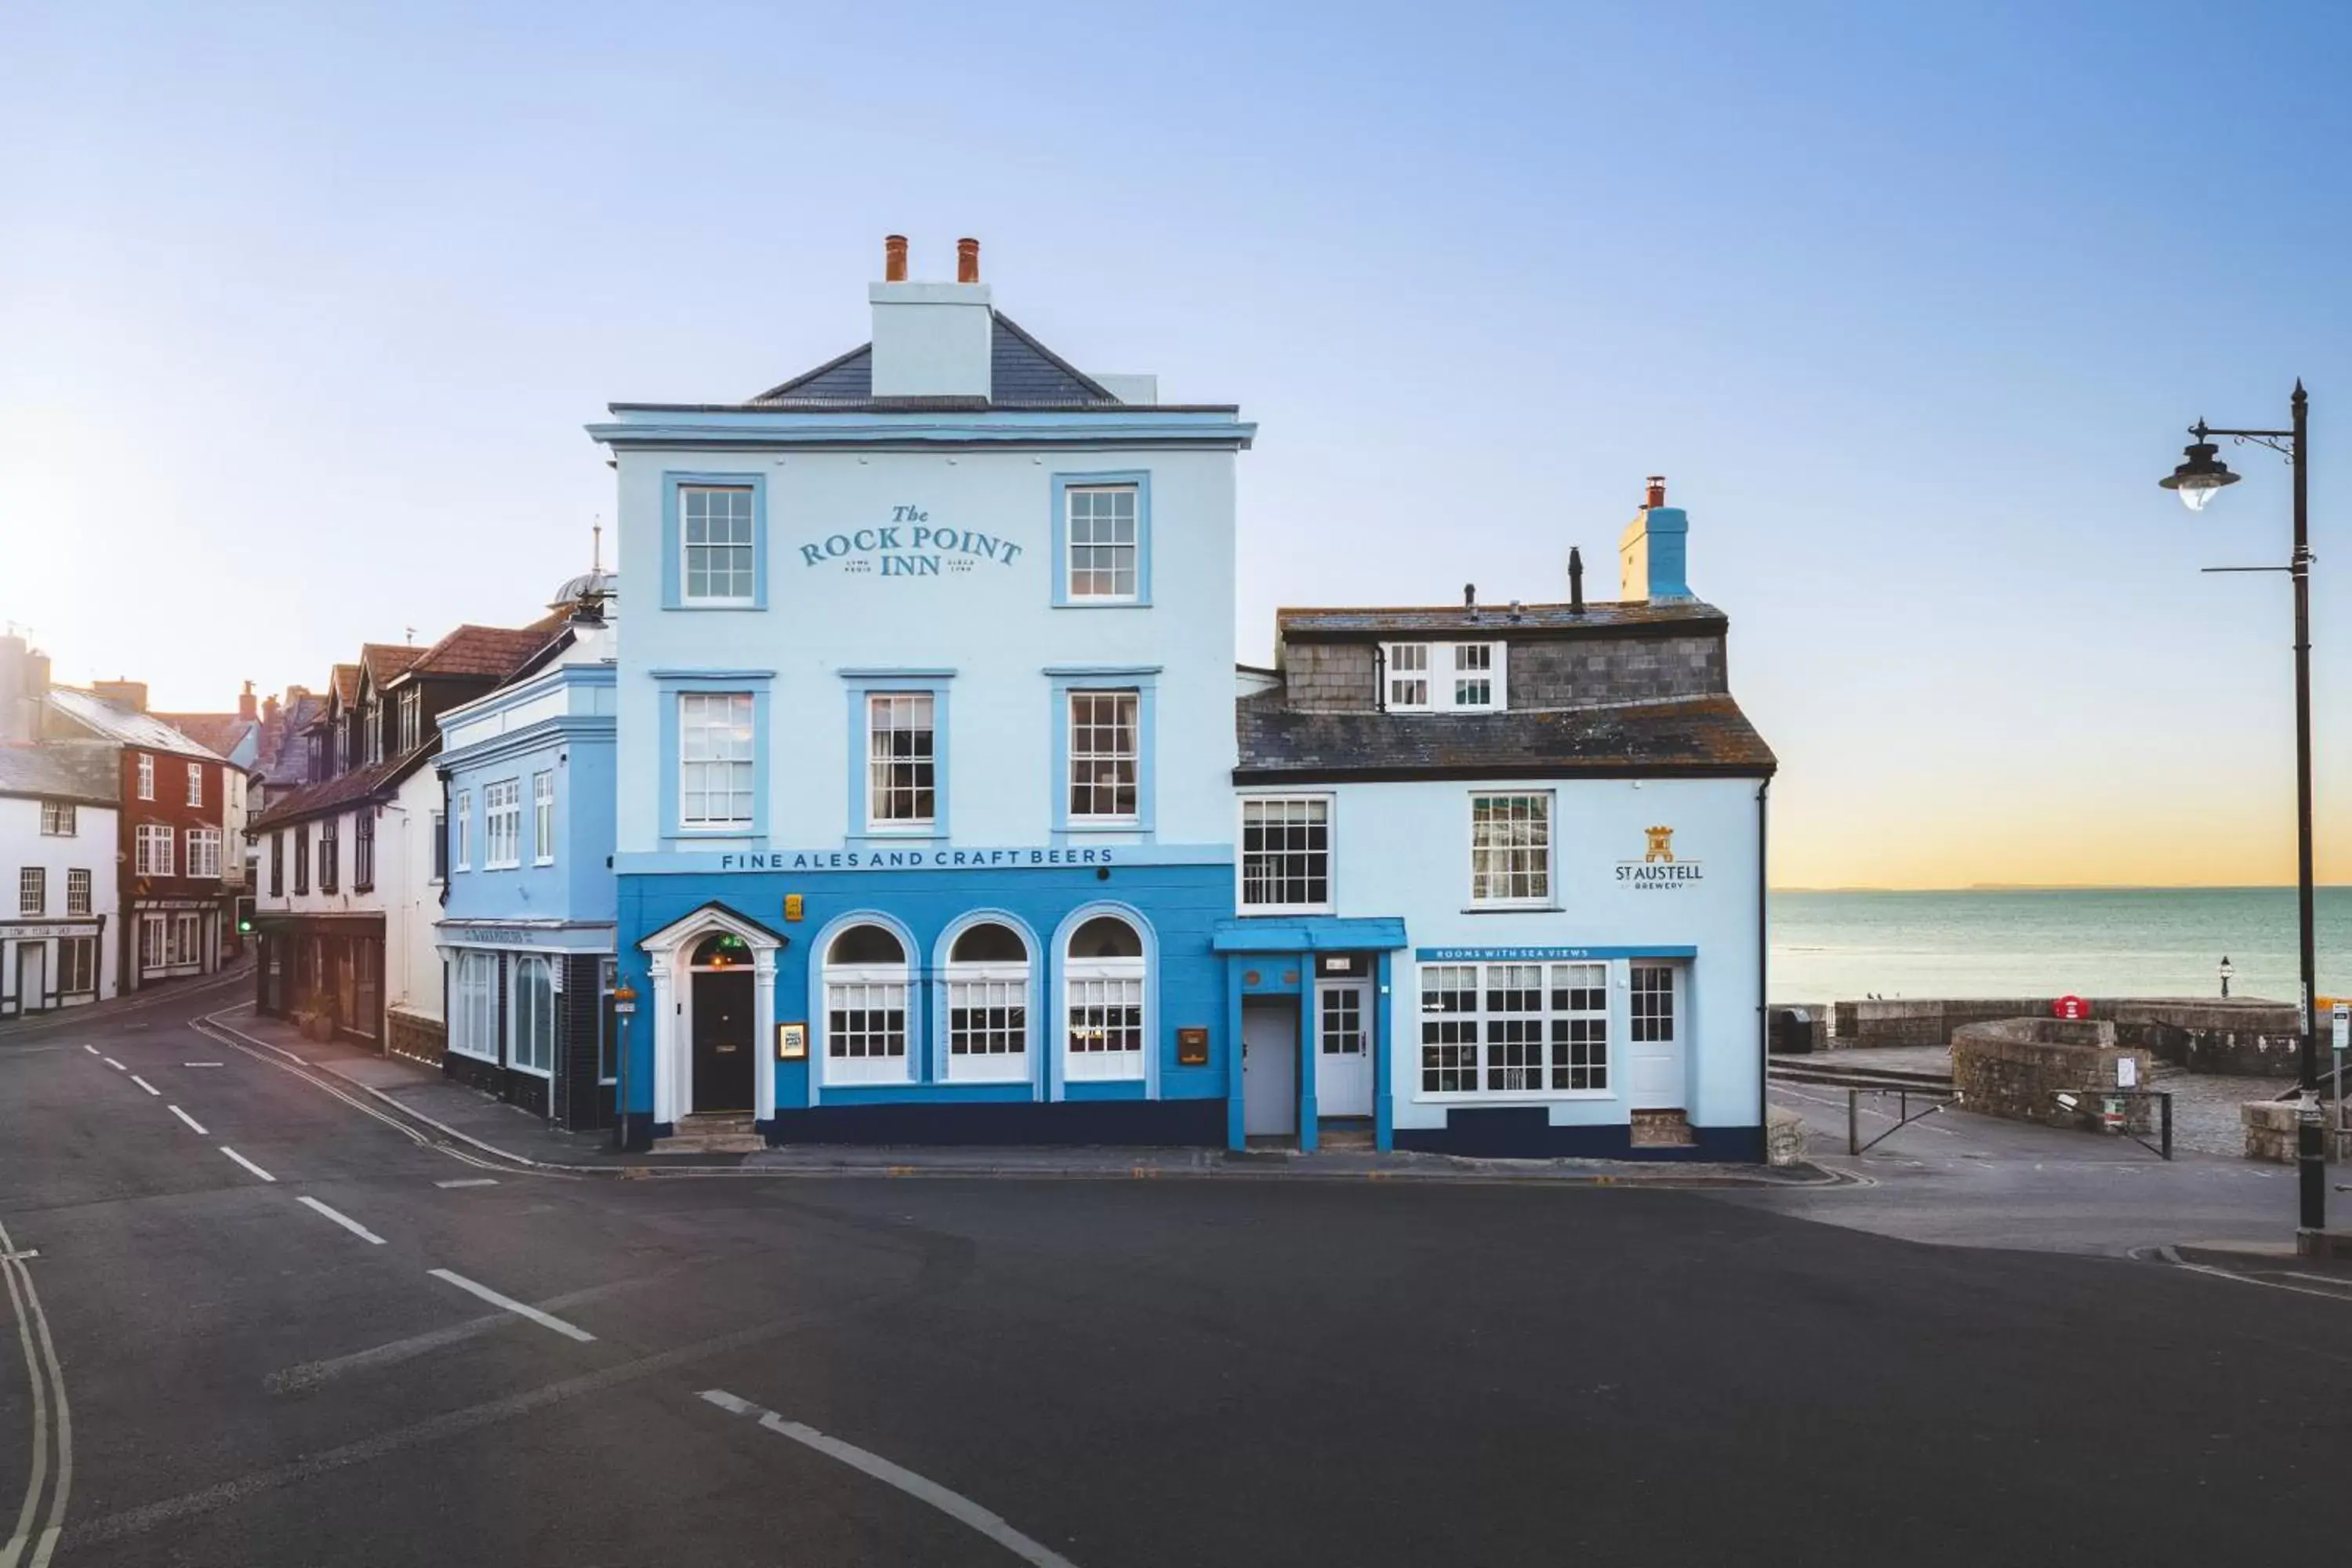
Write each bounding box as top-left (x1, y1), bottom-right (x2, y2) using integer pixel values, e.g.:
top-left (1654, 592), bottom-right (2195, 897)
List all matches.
top-left (0, 923), bottom-right (101, 942)
top-left (718, 847), bottom-right (1120, 873)
top-left (2052, 994), bottom-right (2089, 1021)
top-left (777, 1022), bottom-right (808, 1060)
top-left (1176, 1027), bottom-right (1210, 1066)
top-left (797, 506), bottom-right (1026, 579)
top-left (782, 894), bottom-right (804, 923)
top-left (1617, 825), bottom-right (1704, 889)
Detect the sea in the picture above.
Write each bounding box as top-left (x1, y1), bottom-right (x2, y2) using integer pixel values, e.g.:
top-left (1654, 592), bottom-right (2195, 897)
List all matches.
top-left (1769, 887), bottom-right (2352, 1005)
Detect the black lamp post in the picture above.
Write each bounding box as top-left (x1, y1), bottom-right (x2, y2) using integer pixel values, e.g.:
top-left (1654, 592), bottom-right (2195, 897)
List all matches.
top-left (2161, 382), bottom-right (2325, 1239)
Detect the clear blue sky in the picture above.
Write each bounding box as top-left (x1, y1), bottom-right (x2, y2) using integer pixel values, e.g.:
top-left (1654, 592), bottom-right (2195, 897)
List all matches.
top-left (2, 0), bottom-right (2346, 886)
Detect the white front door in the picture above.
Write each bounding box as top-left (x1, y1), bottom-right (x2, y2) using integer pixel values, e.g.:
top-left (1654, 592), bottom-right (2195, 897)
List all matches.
top-left (17, 942), bottom-right (47, 1014)
top-left (1316, 982), bottom-right (1373, 1118)
top-left (1242, 1000), bottom-right (1298, 1138)
top-left (1626, 961), bottom-right (1686, 1109)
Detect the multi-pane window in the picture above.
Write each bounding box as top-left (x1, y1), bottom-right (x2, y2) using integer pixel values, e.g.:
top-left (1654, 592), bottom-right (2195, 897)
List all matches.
top-left (1065, 485), bottom-right (1139, 601)
top-left (483, 780), bottom-right (521, 868)
top-left (18, 867), bottom-right (43, 916)
top-left (866, 693), bottom-right (935, 829)
top-left (511, 956), bottom-right (555, 1073)
top-left (398, 690), bottom-right (422, 754)
top-left (1420, 961), bottom-right (1610, 1096)
top-left (532, 771), bottom-right (555, 863)
top-left (452, 794), bottom-right (470, 870)
top-left (1385, 642), bottom-right (1504, 712)
top-left (293, 824), bottom-right (310, 894)
top-left (1065, 914), bottom-right (1145, 1080)
top-left (1240, 797), bottom-right (1331, 910)
top-left (1067, 691), bottom-right (1138, 822)
top-left (136, 753), bottom-right (154, 800)
top-left (38, 800), bottom-right (74, 836)
top-left (679, 692), bottom-right (756, 829)
top-left (143, 911), bottom-right (204, 971)
top-left (66, 869), bottom-right (91, 916)
top-left (318, 818), bottom-right (339, 893)
top-left (135, 822), bottom-right (175, 877)
top-left (1631, 964), bottom-right (1676, 1047)
top-left (1386, 643), bottom-right (1428, 709)
top-left (1470, 793), bottom-right (1551, 905)
top-left (58, 937), bottom-right (96, 994)
top-left (186, 827), bottom-right (223, 880)
top-left (946, 922), bottom-right (1029, 1080)
top-left (451, 951), bottom-right (500, 1060)
top-left (354, 811), bottom-right (376, 891)
top-left (681, 485), bottom-right (757, 603)
top-left (823, 924), bottom-right (909, 1083)
top-left (186, 761), bottom-right (205, 806)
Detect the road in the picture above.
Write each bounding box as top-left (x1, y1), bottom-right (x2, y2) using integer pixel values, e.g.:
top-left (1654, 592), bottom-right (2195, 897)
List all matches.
top-left (3, 982), bottom-right (2350, 1567)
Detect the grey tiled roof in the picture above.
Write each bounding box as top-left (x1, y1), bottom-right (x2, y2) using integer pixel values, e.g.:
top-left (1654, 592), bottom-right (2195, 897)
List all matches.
top-left (44, 688), bottom-right (224, 760)
top-left (0, 742), bottom-right (120, 805)
top-left (1278, 600), bottom-right (1728, 640)
top-left (750, 314), bottom-right (1122, 407)
top-left (1236, 693), bottom-right (1777, 782)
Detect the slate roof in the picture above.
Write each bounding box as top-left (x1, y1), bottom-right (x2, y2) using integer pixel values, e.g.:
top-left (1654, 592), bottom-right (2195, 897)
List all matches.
top-left (152, 713), bottom-right (258, 763)
top-left (247, 743), bottom-right (432, 832)
top-left (749, 314), bottom-right (1123, 408)
top-left (1277, 599), bottom-right (1729, 641)
top-left (0, 742), bottom-right (120, 806)
top-left (44, 688), bottom-right (225, 760)
top-left (1236, 693), bottom-right (1777, 782)
top-left (251, 691), bottom-right (323, 784)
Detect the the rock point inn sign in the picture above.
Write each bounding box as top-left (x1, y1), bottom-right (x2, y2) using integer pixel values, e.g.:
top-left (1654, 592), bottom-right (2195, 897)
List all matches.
top-left (797, 504), bottom-right (1025, 579)
top-left (1617, 825), bottom-right (1704, 890)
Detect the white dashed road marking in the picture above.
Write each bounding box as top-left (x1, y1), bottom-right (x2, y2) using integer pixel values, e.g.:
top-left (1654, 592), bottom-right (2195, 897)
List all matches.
top-left (296, 1197), bottom-right (386, 1246)
top-left (219, 1147), bottom-right (275, 1183)
top-left (129, 1076), bottom-right (159, 1097)
top-left (167, 1106), bottom-right (209, 1136)
top-left (101, 1058), bottom-right (125, 1073)
top-left (428, 1270), bottom-right (595, 1342)
top-left (435, 1179), bottom-right (499, 1189)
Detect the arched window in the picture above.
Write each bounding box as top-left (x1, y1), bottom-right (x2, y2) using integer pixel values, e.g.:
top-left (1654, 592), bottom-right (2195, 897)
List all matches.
top-left (1064, 914), bottom-right (1145, 1080)
top-left (511, 955), bottom-right (555, 1075)
top-left (825, 923), bottom-right (909, 1083)
top-left (945, 921), bottom-right (1029, 1082)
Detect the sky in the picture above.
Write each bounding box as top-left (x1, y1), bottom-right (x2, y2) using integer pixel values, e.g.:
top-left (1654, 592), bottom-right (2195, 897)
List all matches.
top-left (2, 0), bottom-right (2347, 890)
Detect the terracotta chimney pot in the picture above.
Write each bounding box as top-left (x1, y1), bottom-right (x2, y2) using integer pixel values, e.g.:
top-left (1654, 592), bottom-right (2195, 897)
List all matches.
top-left (883, 234), bottom-right (908, 282)
top-left (956, 237), bottom-right (980, 284)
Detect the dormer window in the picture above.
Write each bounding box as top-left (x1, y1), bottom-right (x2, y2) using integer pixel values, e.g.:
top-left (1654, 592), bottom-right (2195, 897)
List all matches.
top-left (397, 689), bottom-right (421, 753)
top-left (1384, 642), bottom-right (1504, 713)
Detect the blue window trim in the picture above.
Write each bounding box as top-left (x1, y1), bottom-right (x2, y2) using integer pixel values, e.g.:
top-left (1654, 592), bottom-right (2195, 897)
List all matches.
top-left (1048, 470), bottom-right (1151, 609)
top-left (1047, 666), bottom-right (1158, 839)
top-left (927, 908), bottom-right (1044, 1096)
top-left (841, 672), bottom-right (952, 842)
top-left (1047, 900), bottom-right (1160, 1102)
top-left (805, 907), bottom-right (924, 1105)
top-left (661, 470), bottom-right (769, 611)
top-left (655, 670), bottom-right (775, 844)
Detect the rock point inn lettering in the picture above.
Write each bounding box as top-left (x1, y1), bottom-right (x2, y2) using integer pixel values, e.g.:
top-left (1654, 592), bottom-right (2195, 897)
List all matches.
top-left (798, 505), bottom-right (1025, 578)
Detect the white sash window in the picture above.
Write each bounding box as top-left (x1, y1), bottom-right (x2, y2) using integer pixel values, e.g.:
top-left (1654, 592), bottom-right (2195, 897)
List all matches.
top-left (945, 922), bottom-right (1029, 1083)
top-left (825, 924), bottom-right (910, 1083)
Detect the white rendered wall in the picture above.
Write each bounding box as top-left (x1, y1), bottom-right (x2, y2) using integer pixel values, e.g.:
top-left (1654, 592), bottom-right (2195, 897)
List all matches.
top-left (0, 797), bottom-right (122, 1004)
top-left (385, 768), bottom-right (444, 1024)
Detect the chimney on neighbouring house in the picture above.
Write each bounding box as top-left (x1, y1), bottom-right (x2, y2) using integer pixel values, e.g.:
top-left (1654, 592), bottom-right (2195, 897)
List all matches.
top-left (263, 694), bottom-right (281, 726)
top-left (869, 234), bottom-right (993, 400)
top-left (0, 633), bottom-right (30, 742)
top-left (1619, 474), bottom-right (1693, 603)
top-left (238, 681), bottom-right (257, 721)
top-left (93, 677), bottom-right (148, 713)
top-left (1569, 546), bottom-right (1586, 614)
top-left (884, 234), bottom-right (908, 282)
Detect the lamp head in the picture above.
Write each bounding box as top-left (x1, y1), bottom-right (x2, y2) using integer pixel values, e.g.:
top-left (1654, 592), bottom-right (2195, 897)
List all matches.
top-left (2160, 438), bottom-right (2239, 511)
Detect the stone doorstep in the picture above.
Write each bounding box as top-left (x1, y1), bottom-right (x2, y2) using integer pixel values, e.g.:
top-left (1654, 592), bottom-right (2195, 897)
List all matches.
top-left (1629, 1109), bottom-right (1695, 1148)
top-left (655, 1112), bottom-right (764, 1156)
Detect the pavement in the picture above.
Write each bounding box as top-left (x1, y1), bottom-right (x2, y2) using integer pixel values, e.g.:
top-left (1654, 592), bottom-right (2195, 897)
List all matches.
top-left (4, 979), bottom-right (2352, 1566)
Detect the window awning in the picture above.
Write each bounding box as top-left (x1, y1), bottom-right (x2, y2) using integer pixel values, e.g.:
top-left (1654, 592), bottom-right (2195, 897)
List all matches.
top-left (1210, 916), bottom-right (1408, 955)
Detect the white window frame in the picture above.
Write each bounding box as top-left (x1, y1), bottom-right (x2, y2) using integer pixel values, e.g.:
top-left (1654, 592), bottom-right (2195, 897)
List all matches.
top-left (66, 868), bottom-right (91, 916)
top-left (864, 692), bottom-right (936, 832)
top-left (186, 826), bottom-right (223, 880)
top-left (1385, 641), bottom-right (1506, 713)
top-left (680, 485), bottom-right (758, 606)
top-left (1237, 794), bottom-right (1334, 914)
top-left (135, 822), bottom-right (175, 877)
top-left (398, 689), bottom-right (421, 754)
top-left (943, 924), bottom-right (1031, 1084)
top-left (1063, 483), bottom-right (1141, 604)
top-left (532, 771), bottom-right (556, 865)
top-left (452, 794), bottom-right (470, 872)
top-left (1062, 916), bottom-right (1147, 1082)
top-left (678, 691), bottom-right (756, 831)
top-left (1416, 960), bottom-right (1611, 1101)
top-left (450, 951), bottom-right (501, 1061)
top-left (1065, 690), bottom-right (1140, 825)
top-left (1468, 791), bottom-right (1552, 907)
top-left (430, 810), bottom-right (447, 884)
top-left (136, 753), bottom-right (154, 800)
top-left (483, 779), bottom-right (521, 869)
top-left (17, 867), bottom-right (43, 916)
top-left (38, 800), bottom-right (75, 837)
top-left (822, 925), bottom-right (912, 1085)
top-left (510, 954), bottom-right (556, 1076)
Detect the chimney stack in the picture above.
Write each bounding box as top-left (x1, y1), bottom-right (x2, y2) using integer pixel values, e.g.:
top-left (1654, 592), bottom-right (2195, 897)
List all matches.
top-left (1620, 475), bottom-right (1693, 603)
top-left (263, 694), bottom-right (281, 726)
top-left (1569, 546), bottom-right (1586, 614)
top-left (957, 237), bottom-right (980, 283)
top-left (1463, 583), bottom-right (1476, 608)
top-left (238, 680), bottom-right (257, 722)
top-left (93, 677), bottom-right (148, 713)
top-left (883, 234), bottom-right (908, 282)
top-left (869, 234), bottom-right (993, 399)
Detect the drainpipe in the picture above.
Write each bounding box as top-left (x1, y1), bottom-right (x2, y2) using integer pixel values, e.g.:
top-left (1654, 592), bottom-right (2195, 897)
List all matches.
top-left (1756, 779), bottom-right (1770, 1161)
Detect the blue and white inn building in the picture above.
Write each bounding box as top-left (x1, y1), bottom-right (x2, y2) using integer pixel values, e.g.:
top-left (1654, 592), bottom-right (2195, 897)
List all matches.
top-left (592, 237), bottom-right (1254, 1149)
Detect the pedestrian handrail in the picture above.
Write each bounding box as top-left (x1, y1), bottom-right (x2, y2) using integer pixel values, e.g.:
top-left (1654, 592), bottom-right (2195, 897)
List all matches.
top-left (2052, 1087), bottom-right (2173, 1160)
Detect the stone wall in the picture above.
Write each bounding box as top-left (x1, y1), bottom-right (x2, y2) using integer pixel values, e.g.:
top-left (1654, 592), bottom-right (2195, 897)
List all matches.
top-left (2240, 1101), bottom-right (2352, 1164)
top-left (1832, 996), bottom-right (2301, 1076)
top-left (1951, 1018), bottom-right (2154, 1133)
top-left (1509, 634), bottom-right (1725, 708)
top-left (1766, 1105), bottom-right (1808, 1167)
top-left (387, 1005), bottom-right (445, 1069)
top-left (1280, 641), bottom-right (1377, 712)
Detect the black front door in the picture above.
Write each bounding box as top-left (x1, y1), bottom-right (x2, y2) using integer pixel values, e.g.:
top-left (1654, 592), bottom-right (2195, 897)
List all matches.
top-left (691, 969), bottom-right (756, 1112)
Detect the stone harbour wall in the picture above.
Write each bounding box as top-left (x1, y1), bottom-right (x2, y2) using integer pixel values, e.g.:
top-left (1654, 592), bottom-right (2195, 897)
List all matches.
top-left (1951, 1018), bottom-right (2154, 1134)
top-left (1832, 996), bottom-right (2300, 1076)
top-left (2240, 1100), bottom-right (2352, 1164)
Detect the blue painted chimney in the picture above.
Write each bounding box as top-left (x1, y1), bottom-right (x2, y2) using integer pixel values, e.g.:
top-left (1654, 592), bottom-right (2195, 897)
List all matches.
top-left (1618, 474), bottom-right (1691, 602)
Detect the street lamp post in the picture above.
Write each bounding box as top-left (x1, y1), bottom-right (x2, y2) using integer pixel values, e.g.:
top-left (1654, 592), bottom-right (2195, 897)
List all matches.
top-left (2219, 956), bottom-right (2234, 999)
top-left (2161, 382), bottom-right (2325, 1239)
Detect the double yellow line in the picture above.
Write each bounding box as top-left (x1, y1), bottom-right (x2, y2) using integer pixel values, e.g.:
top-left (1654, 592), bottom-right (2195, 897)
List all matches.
top-left (0, 1212), bottom-right (69, 1568)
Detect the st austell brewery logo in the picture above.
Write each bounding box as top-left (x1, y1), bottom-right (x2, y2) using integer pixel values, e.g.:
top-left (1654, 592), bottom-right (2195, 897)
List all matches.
top-left (1617, 826), bottom-right (1704, 889)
